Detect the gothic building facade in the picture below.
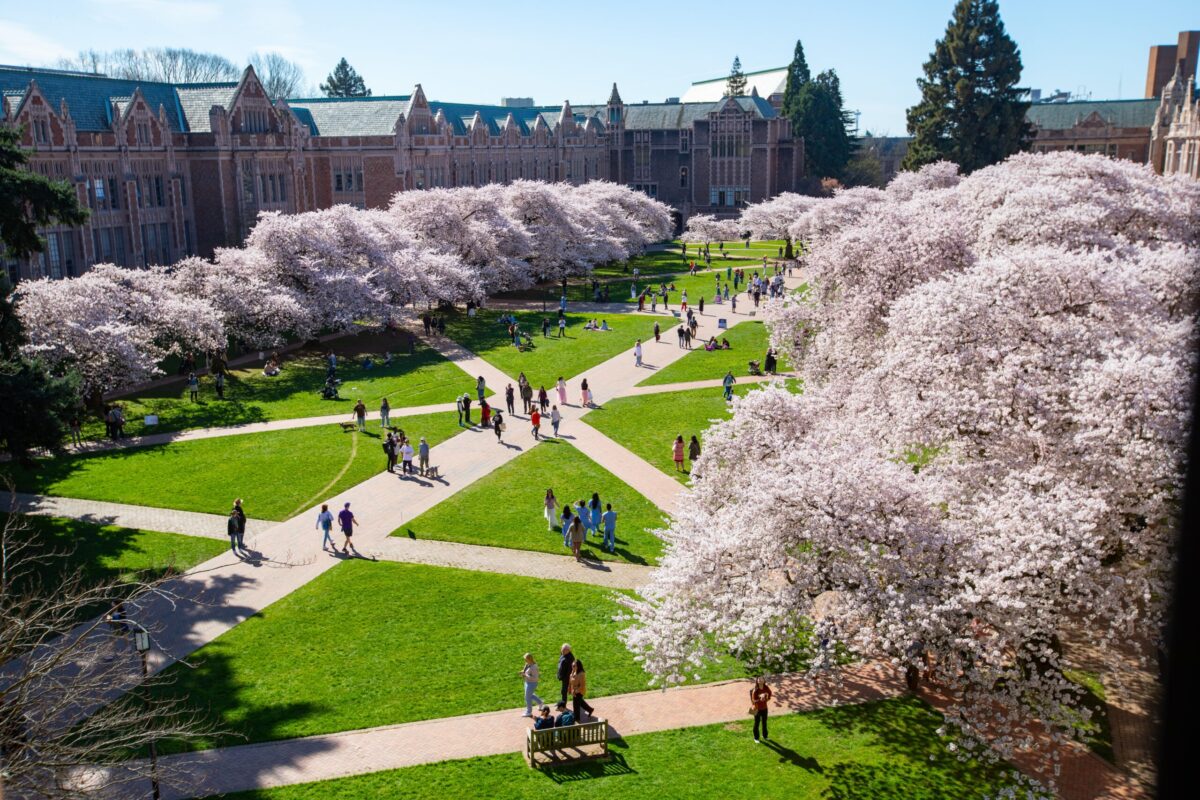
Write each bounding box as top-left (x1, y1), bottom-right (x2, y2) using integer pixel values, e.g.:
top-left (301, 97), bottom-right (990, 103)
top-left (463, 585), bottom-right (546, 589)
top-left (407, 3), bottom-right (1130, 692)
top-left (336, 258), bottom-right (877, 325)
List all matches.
top-left (0, 65), bottom-right (804, 283)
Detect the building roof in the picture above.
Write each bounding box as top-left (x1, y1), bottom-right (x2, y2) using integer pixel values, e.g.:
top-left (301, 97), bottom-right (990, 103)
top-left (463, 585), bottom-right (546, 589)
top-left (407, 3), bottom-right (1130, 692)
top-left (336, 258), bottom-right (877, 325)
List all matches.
top-left (1025, 98), bottom-right (1160, 130)
top-left (681, 67), bottom-right (787, 103)
top-left (0, 65), bottom-right (238, 132)
top-left (286, 96), bottom-right (413, 136)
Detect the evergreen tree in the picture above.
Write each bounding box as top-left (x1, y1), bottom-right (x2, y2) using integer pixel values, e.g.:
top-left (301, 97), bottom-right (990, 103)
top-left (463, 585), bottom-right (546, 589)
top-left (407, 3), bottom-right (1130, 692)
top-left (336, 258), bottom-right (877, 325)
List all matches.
top-left (792, 70), bottom-right (855, 181)
top-left (320, 58), bottom-right (372, 98)
top-left (780, 39), bottom-right (811, 123)
top-left (0, 130), bottom-right (86, 461)
top-left (903, 0), bottom-right (1031, 172)
top-left (725, 56), bottom-right (747, 97)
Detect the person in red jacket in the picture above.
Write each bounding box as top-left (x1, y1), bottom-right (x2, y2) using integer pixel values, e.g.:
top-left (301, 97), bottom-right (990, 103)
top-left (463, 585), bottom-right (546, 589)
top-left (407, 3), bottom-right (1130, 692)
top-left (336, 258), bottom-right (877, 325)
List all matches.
top-left (750, 677), bottom-right (772, 742)
top-left (531, 407), bottom-right (541, 440)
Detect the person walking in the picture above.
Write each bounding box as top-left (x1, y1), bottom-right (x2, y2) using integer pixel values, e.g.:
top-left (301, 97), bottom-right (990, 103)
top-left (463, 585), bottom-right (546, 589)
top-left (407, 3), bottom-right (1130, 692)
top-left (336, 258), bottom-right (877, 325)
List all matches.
top-left (688, 435), bottom-right (701, 467)
top-left (558, 316), bottom-right (566, 337)
top-left (653, 321), bottom-right (661, 343)
top-left (751, 677), bottom-right (773, 742)
top-left (316, 503), bottom-right (336, 551)
top-left (569, 659), bottom-right (595, 722)
top-left (550, 405), bottom-right (561, 438)
top-left (231, 498), bottom-right (247, 547)
top-left (505, 383), bottom-right (516, 415)
top-left (544, 489), bottom-right (558, 531)
top-left (589, 493), bottom-right (602, 538)
top-left (380, 397), bottom-right (391, 428)
top-left (68, 415), bottom-right (82, 447)
top-left (462, 393), bottom-right (473, 425)
top-left (699, 296), bottom-right (704, 315)
top-left (722, 370), bottom-right (736, 401)
top-left (400, 438), bottom-right (415, 475)
top-left (456, 394), bottom-right (465, 426)
top-left (579, 378), bottom-right (589, 407)
top-left (557, 645), bottom-right (575, 704)
top-left (560, 506), bottom-right (574, 547)
top-left (556, 377), bottom-right (568, 406)
top-left (634, 339), bottom-right (643, 367)
top-left (520, 382), bottom-right (534, 415)
top-left (601, 503), bottom-right (617, 553)
top-left (187, 372), bottom-right (199, 402)
top-left (215, 370), bottom-right (225, 399)
top-left (226, 508), bottom-right (244, 554)
top-left (493, 410), bottom-right (505, 443)
top-left (353, 399), bottom-right (367, 431)
top-left (476, 376), bottom-right (486, 403)
top-left (569, 513), bottom-right (585, 561)
top-left (676, 326), bottom-right (684, 349)
top-left (521, 653), bottom-right (545, 718)
top-left (384, 432), bottom-right (398, 473)
top-left (672, 435), bottom-right (686, 471)
top-left (538, 385), bottom-right (549, 413)
top-left (337, 502), bottom-right (358, 554)
top-left (418, 437), bottom-right (430, 476)
top-left (531, 407), bottom-right (542, 440)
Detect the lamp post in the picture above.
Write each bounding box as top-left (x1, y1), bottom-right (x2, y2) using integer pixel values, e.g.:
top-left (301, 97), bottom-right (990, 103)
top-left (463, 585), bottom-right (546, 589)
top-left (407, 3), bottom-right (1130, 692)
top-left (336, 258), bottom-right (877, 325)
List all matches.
top-left (122, 621), bottom-right (161, 800)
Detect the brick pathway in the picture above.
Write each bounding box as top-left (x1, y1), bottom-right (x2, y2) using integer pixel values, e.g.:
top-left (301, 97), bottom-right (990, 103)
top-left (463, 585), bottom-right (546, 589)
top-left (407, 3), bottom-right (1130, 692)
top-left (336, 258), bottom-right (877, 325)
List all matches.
top-left (12, 493), bottom-right (274, 540)
top-left (122, 664), bottom-right (902, 799)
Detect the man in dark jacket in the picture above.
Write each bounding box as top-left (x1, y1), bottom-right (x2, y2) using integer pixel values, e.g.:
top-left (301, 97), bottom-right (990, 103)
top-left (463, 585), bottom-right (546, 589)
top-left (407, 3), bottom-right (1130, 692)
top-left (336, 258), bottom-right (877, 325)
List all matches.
top-left (557, 643), bottom-right (575, 704)
top-left (227, 509), bottom-right (243, 554)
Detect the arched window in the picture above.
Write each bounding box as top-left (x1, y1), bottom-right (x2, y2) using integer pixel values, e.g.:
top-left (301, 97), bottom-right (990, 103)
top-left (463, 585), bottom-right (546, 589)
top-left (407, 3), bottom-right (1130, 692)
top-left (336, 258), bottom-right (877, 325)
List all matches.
top-left (680, 166), bottom-right (689, 187)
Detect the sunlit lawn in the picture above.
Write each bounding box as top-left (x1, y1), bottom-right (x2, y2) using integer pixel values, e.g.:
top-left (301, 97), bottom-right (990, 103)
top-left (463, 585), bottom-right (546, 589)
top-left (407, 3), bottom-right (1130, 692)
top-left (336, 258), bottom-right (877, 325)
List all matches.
top-left (4, 413), bottom-right (462, 521)
top-left (91, 331), bottom-right (473, 440)
top-left (151, 561), bottom-right (744, 749)
top-left (441, 310), bottom-right (654, 387)
top-left (397, 441), bottom-right (666, 565)
top-left (638, 322), bottom-right (789, 386)
top-left (227, 697), bottom-right (1023, 800)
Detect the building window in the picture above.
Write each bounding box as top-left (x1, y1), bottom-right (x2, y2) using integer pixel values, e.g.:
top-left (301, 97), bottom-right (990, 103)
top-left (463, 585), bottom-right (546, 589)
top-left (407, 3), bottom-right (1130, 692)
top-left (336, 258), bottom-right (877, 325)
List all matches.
top-left (136, 122), bottom-right (151, 145)
top-left (679, 131), bottom-right (689, 153)
top-left (33, 119), bottom-right (50, 145)
top-left (680, 166), bottom-right (689, 187)
top-left (46, 234), bottom-right (62, 278)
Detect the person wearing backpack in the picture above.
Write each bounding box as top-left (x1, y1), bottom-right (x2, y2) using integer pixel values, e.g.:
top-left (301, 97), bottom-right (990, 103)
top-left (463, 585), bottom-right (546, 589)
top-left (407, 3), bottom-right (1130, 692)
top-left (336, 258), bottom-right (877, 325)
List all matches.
top-left (383, 432), bottom-right (397, 473)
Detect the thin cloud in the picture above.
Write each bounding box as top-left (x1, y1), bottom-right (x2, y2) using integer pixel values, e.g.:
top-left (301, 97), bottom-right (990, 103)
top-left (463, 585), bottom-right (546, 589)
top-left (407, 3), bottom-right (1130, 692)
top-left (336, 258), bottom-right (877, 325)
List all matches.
top-left (86, 0), bottom-right (222, 25)
top-left (0, 20), bottom-right (73, 65)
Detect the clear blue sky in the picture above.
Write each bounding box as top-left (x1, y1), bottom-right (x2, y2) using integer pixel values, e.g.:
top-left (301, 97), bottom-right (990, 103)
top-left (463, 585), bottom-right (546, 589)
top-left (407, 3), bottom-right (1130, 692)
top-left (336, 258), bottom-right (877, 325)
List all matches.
top-left (1, 0), bottom-right (1196, 133)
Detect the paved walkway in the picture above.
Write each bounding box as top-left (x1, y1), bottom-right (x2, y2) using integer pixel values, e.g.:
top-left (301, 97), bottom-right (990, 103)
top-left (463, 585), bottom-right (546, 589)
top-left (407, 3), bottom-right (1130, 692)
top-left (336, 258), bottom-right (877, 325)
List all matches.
top-left (127, 664), bottom-right (903, 799)
top-left (619, 373), bottom-right (795, 397)
top-left (13, 493), bottom-right (274, 540)
top-left (65, 401), bottom-right (457, 456)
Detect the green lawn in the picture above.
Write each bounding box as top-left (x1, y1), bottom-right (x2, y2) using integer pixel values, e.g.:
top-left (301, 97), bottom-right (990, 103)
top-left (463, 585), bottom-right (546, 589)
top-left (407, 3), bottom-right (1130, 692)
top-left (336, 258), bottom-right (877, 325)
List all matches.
top-left (442, 310), bottom-right (656, 387)
top-left (151, 561), bottom-right (743, 749)
top-left (228, 697), bottom-right (1023, 800)
top-left (7, 514), bottom-right (227, 588)
top-left (583, 388), bottom-right (735, 483)
top-left (591, 250), bottom-right (760, 279)
top-left (91, 331), bottom-right (473, 440)
top-left (638, 322), bottom-right (787, 386)
top-left (3, 413), bottom-right (463, 521)
top-left (396, 441), bottom-right (666, 565)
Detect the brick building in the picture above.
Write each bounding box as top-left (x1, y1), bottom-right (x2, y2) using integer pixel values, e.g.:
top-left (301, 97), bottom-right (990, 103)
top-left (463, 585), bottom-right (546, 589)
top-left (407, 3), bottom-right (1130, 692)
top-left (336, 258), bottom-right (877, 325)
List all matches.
top-left (0, 66), bottom-right (803, 283)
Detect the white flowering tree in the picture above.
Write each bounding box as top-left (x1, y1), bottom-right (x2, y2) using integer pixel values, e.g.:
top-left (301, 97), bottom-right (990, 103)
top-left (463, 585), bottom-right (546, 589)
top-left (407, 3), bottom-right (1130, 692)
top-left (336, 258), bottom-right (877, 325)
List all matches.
top-left (680, 213), bottom-right (743, 246)
top-left (622, 154), bottom-right (1200, 772)
top-left (738, 193), bottom-right (818, 257)
top-left (14, 264), bottom-right (223, 398)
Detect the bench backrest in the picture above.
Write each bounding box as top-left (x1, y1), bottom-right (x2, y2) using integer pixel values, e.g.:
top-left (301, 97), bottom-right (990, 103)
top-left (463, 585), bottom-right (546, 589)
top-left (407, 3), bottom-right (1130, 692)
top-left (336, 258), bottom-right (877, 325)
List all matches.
top-left (528, 718), bottom-right (606, 751)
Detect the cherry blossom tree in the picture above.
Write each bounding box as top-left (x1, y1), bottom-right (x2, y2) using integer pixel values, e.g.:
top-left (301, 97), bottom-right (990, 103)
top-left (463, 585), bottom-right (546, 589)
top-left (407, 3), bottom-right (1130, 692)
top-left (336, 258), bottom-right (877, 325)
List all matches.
top-left (624, 153), bottom-right (1199, 776)
top-left (680, 213), bottom-right (742, 246)
top-left (14, 264), bottom-right (223, 398)
top-left (738, 193), bottom-right (818, 256)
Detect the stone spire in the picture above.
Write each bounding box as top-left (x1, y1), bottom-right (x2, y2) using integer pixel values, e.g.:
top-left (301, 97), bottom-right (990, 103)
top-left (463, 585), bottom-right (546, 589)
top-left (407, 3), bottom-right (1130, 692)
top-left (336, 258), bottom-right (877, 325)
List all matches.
top-left (608, 82), bottom-right (622, 105)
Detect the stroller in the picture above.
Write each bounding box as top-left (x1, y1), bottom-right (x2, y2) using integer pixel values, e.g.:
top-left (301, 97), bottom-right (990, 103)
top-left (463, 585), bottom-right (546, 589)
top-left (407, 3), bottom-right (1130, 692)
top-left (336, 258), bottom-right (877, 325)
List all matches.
top-left (748, 360), bottom-right (762, 377)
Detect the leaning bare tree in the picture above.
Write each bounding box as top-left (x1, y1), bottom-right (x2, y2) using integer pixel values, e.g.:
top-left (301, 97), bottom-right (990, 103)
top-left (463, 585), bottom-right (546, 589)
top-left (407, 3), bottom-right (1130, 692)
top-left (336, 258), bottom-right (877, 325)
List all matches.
top-left (0, 497), bottom-right (220, 799)
top-left (248, 52), bottom-right (307, 100)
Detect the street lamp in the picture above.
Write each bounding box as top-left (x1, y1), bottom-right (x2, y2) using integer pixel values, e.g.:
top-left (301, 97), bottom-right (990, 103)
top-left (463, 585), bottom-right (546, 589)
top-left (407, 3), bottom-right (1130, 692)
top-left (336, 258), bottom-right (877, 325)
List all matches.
top-left (111, 615), bottom-right (161, 800)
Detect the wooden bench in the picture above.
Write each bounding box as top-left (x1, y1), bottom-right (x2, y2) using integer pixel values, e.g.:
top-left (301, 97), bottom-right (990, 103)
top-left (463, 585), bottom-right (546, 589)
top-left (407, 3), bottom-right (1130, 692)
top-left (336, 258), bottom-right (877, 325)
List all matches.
top-left (525, 718), bottom-right (609, 768)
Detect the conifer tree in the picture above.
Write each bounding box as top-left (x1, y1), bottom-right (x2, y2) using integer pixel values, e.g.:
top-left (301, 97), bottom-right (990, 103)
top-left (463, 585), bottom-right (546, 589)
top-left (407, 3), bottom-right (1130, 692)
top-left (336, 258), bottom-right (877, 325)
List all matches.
top-left (792, 70), bottom-right (855, 182)
top-left (903, 0), bottom-right (1031, 172)
top-left (781, 39), bottom-right (811, 122)
top-left (725, 56), bottom-right (747, 97)
top-left (320, 58), bottom-right (372, 98)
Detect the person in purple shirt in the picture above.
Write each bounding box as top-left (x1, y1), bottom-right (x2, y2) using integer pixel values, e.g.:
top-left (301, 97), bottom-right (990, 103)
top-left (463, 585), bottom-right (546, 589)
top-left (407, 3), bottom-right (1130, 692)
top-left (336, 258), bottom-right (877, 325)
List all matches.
top-left (337, 502), bottom-right (358, 555)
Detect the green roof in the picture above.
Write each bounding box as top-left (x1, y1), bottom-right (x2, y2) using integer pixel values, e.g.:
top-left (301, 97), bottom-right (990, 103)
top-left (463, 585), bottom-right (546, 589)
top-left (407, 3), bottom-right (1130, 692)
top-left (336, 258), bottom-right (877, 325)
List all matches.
top-left (1025, 98), bottom-right (1159, 130)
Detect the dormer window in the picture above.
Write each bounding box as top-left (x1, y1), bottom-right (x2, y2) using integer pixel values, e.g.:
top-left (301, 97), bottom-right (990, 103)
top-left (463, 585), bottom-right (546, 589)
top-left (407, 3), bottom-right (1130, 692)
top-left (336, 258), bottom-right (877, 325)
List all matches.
top-left (33, 119), bottom-right (50, 145)
top-left (136, 122), bottom-right (151, 145)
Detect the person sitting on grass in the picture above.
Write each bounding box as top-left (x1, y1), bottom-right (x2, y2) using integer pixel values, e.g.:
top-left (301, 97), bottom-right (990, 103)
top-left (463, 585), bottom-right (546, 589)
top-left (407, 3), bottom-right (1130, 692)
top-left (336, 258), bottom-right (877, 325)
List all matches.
top-left (553, 701), bottom-right (575, 727)
top-left (533, 705), bottom-right (555, 730)
top-left (705, 337), bottom-right (718, 351)
top-left (721, 337), bottom-right (731, 349)
top-left (263, 359), bottom-right (281, 377)
top-left (599, 319), bottom-right (610, 331)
